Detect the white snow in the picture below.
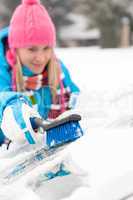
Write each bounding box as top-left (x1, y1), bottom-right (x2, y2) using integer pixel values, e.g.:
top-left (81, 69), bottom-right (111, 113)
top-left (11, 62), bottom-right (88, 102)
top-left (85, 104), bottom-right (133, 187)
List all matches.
top-left (1, 47), bottom-right (133, 199)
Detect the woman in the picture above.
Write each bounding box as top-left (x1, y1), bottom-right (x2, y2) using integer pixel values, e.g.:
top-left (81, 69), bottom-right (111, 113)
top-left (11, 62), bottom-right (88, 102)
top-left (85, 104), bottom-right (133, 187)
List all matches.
top-left (0, 0), bottom-right (80, 147)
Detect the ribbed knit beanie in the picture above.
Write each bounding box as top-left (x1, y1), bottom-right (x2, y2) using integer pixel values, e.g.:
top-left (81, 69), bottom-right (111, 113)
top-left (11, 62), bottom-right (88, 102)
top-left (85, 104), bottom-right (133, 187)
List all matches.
top-left (8, 0), bottom-right (56, 48)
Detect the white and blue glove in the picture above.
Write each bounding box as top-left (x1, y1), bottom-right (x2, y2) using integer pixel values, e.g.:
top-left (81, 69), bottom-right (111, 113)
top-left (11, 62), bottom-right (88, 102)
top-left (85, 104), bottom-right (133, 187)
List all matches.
top-left (1, 99), bottom-right (42, 145)
top-left (68, 92), bottom-right (79, 109)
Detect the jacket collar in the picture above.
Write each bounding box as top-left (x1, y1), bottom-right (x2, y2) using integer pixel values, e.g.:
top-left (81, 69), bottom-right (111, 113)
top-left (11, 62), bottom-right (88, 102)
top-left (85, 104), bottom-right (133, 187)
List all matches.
top-left (0, 26), bottom-right (8, 43)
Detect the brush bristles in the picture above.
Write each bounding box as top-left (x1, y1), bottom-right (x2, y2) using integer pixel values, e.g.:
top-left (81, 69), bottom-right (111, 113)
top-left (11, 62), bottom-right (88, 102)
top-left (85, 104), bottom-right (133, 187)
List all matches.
top-left (46, 121), bottom-right (84, 148)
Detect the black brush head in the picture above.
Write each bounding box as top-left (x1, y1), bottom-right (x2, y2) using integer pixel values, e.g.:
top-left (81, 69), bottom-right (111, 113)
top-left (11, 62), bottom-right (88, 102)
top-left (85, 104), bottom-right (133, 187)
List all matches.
top-left (31, 114), bottom-right (81, 131)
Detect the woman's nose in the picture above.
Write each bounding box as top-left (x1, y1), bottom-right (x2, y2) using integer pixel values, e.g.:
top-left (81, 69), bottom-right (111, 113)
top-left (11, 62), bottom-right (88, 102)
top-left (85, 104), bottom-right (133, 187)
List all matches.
top-left (34, 51), bottom-right (44, 63)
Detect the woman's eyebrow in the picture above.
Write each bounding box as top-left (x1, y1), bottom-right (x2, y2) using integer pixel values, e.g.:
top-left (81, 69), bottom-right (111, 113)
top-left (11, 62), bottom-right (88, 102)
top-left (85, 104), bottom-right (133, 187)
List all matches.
top-left (28, 46), bottom-right (48, 50)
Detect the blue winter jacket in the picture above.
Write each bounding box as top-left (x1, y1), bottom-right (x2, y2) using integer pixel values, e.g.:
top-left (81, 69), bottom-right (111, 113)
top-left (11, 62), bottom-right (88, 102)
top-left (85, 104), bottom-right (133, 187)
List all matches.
top-left (0, 27), bottom-right (80, 144)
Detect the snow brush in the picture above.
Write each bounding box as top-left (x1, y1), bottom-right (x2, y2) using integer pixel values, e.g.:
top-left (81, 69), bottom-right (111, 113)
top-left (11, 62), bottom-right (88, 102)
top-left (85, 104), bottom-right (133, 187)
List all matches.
top-left (30, 113), bottom-right (84, 149)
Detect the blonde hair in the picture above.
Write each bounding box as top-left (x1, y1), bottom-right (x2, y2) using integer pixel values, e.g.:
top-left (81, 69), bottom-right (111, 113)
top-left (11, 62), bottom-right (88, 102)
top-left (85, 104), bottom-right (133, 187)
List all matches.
top-left (15, 53), bottom-right (61, 101)
top-left (47, 54), bottom-right (60, 101)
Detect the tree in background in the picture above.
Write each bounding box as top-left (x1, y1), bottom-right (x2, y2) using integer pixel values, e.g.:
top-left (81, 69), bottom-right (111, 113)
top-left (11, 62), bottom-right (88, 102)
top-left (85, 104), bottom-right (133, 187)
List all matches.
top-left (42, 0), bottom-right (77, 45)
top-left (75, 0), bottom-right (133, 48)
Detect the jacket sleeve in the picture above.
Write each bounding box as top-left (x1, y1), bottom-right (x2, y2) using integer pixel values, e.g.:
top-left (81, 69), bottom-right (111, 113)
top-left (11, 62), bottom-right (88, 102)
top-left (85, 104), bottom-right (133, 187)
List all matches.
top-left (0, 91), bottom-right (32, 145)
top-left (0, 92), bottom-right (32, 124)
top-left (0, 64), bottom-right (31, 144)
top-left (60, 61), bottom-right (80, 94)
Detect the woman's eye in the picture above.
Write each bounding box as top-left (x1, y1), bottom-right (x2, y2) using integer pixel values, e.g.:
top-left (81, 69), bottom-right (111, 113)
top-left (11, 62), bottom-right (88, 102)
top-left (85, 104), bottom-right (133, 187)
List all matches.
top-left (28, 48), bottom-right (37, 52)
top-left (27, 47), bottom-right (50, 52)
top-left (43, 47), bottom-right (50, 51)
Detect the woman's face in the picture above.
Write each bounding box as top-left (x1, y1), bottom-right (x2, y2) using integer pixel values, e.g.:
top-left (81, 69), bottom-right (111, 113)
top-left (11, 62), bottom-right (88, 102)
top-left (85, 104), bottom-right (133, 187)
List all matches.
top-left (16, 45), bottom-right (53, 74)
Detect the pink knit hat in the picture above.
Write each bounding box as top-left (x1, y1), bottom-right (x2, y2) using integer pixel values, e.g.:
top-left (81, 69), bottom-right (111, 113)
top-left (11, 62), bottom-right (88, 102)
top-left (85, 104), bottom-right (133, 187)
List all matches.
top-left (8, 0), bottom-right (56, 48)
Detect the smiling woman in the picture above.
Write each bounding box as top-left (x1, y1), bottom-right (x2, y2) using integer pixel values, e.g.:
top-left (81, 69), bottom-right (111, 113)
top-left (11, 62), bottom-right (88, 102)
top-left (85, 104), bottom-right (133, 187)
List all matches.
top-left (0, 0), bottom-right (80, 145)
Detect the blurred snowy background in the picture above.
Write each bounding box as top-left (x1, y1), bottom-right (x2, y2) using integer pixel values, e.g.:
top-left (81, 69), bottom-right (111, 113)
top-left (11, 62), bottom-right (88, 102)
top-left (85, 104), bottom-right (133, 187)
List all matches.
top-left (56, 47), bottom-right (133, 130)
top-left (55, 47), bottom-right (133, 200)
